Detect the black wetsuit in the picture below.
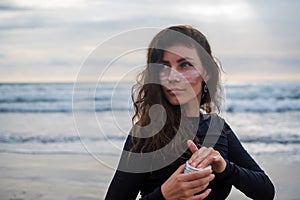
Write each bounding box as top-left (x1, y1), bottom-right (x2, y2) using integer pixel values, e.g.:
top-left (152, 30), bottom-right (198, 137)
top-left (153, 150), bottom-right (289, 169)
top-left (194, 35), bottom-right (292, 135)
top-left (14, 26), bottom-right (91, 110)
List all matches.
top-left (105, 115), bottom-right (275, 200)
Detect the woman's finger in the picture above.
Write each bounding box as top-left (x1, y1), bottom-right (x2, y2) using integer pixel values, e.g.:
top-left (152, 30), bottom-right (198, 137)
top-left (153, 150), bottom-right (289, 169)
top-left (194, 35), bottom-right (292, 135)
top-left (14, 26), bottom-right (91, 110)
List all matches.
top-left (188, 173), bottom-right (215, 189)
top-left (196, 153), bottom-right (226, 173)
top-left (197, 154), bottom-right (216, 169)
top-left (174, 164), bottom-right (186, 174)
top-left (181, 173), bottom-right (214, 198)
top-left (190, 188), bottom-right (212, 200)
top-left (187, 140), bottom-right (198, 153)
top-left (189, 147), bottom-right (211, 167)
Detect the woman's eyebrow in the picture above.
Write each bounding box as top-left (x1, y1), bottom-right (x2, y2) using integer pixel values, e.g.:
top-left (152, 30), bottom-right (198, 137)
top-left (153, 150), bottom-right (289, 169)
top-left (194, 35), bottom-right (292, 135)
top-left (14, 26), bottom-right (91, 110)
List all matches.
top-left (160, 60), bottom-right (170, 64)
top-left (160, 57), bottom-right (194, 64)
top-left (177, 57), bottom-right (194, 63)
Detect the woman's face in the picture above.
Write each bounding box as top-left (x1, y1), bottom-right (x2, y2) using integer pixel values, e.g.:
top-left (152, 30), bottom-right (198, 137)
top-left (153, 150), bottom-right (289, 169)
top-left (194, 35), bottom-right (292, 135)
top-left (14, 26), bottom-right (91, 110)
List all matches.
top-left (159, 44), bottom-right (206, 107)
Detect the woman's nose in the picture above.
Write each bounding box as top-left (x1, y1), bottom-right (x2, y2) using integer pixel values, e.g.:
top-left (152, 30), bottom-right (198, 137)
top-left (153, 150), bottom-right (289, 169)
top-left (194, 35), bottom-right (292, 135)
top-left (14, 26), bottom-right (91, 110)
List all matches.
top-left (167, 68), bottom-right (181, 83)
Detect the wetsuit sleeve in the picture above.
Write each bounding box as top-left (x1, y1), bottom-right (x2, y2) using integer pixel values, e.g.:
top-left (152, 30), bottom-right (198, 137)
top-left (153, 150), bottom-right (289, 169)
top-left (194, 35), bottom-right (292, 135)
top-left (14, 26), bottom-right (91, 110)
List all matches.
top-left (104, 135), bottom-right (143, 200)
top-left (104, 135), bottom-right (165, 200)
top-left (217, 125), bottom-right (275, 200)
top-left (105, 171), bottom-right (164, 200)
top-left (105, 170), bottom-right (145, 200)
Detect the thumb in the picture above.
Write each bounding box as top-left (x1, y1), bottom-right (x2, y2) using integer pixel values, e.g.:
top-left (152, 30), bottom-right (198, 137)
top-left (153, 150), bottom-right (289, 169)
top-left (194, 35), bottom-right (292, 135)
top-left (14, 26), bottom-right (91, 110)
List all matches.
top-left (174, 164), bottom-right (186, 175)
top-left (187, 140), bottom-right (198, 153)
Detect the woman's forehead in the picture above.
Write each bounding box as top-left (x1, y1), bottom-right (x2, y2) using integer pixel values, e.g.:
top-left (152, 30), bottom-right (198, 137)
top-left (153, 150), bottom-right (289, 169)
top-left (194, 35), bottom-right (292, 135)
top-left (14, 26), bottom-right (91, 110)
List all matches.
top-left (163, 44), bottom-right (200, 61)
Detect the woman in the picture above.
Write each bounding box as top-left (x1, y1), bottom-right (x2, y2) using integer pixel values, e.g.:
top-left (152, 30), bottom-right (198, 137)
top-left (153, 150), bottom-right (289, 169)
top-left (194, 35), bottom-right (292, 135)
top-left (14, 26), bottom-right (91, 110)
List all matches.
top-left (105, 25), bottom-right (275, 200)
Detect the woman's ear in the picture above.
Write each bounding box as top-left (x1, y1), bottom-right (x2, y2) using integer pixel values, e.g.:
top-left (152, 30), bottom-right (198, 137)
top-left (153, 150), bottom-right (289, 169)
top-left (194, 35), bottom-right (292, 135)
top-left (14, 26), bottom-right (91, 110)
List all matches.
top-left (199, 68), bottom-right (209, 82)
top-left (203, 72), bottom-right (210, 82)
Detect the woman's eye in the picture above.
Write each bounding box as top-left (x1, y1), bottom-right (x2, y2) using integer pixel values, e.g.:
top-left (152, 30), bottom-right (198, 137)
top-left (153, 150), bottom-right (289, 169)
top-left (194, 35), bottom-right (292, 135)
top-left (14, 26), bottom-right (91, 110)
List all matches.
top-left (180, 62), bottom-right (193, 68)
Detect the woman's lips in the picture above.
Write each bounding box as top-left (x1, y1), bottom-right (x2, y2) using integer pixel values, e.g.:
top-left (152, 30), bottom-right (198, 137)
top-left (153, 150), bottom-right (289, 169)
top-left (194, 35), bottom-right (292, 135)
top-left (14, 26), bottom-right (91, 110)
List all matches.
top-left (168, 88), bottom-right (185, 95)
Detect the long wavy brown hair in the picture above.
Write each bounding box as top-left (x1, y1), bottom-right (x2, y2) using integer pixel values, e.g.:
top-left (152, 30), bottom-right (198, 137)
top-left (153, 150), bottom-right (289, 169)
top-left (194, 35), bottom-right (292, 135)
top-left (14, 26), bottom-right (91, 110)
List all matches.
top-left (130, 25), bottom-right (223, 154)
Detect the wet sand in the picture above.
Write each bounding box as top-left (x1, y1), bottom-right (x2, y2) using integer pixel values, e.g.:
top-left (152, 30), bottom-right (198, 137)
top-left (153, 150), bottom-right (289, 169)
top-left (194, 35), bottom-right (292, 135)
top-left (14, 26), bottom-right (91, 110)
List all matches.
top-left (0, 152), bottom-right (299, 200)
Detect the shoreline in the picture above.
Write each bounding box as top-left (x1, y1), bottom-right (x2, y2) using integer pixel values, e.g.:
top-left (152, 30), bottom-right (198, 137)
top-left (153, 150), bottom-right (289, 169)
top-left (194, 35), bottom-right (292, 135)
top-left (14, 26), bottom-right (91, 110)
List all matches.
top-left (0, 152), bottom-right (299, 200)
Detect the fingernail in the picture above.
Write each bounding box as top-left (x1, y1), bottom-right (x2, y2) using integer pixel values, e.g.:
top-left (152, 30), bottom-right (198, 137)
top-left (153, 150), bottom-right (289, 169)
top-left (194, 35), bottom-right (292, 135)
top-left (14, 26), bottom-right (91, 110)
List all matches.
top-left (191, 162), bottom-right (196, 167)
top-left (188, 160), bottom-right (192, 164)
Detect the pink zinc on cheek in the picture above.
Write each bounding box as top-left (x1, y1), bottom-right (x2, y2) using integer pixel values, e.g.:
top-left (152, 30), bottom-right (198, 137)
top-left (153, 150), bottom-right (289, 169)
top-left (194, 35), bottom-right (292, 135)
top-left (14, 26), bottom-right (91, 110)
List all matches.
top-left (159, 71), bottom-right (169, 84)
top-left (159, 68), bottom-right (185, 83)
top-left (159, 68), bottom-right (202, 84)
top-left (181, 69), bottom-right (201, 83)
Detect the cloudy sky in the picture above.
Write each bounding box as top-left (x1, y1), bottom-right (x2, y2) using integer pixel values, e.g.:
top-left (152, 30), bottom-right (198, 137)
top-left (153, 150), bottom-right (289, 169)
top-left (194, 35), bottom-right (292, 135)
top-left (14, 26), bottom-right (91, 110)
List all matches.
top-left (0, 0), bottom-right (299, 83)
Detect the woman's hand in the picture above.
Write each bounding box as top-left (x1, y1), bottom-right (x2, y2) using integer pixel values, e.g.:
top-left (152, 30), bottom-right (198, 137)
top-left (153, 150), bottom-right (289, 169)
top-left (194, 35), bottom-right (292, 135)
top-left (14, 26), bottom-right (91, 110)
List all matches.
top-left (187, 140), bottom-right (226, 173)
top-left (161, 164), bottom-right (214, 200)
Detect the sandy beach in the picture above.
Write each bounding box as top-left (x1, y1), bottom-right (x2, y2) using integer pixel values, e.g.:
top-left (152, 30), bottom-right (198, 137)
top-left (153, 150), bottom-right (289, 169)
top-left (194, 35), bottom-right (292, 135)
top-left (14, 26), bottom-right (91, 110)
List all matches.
top-left (0, 152), bottom-right (299, 200)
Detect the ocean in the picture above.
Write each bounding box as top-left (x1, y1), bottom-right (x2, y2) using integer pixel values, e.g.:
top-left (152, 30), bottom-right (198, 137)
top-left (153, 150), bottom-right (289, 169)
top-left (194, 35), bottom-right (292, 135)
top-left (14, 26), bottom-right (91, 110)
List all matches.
top-left (0, 82), bottom-right (299, 159)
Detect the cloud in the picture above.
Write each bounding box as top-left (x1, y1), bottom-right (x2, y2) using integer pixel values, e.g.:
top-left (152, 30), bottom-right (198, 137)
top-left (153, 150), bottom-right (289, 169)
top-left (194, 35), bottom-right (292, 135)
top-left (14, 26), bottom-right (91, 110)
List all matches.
top-left (0, 0), bottom-right (299, 82)
top-left (0, 1), bottom-right (32, 11)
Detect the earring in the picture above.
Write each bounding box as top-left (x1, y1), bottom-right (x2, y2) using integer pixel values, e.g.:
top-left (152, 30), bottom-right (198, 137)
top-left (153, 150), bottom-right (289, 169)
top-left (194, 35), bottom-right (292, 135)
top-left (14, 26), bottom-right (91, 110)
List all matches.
top-left (204, 84), bottom-right (208, 93)
top-left (202, 83), bottom-right (208, 99)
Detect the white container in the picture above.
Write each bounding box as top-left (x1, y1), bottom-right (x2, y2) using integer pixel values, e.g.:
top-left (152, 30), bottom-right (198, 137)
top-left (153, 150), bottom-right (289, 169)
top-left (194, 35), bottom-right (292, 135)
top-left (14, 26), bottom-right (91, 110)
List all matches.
top-left (184, 160), bottom-right (212, 173)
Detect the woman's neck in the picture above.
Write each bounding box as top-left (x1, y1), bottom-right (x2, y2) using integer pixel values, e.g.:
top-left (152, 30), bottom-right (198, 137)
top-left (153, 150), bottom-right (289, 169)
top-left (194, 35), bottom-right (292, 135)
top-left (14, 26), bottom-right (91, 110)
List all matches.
top-left (182, 98), bottom-right (200, 117)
